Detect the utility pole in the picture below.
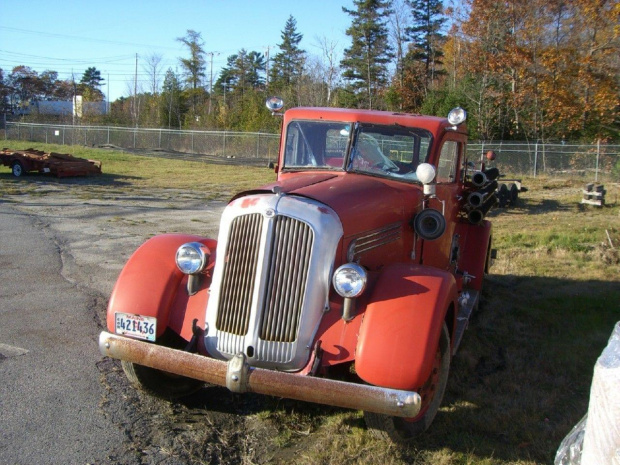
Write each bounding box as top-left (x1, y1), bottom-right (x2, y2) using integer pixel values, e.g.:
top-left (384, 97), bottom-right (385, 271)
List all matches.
top-left (264, 46), bottom-right (272, 90)
top-left (206, 51), bottom-right (219, 115)
top-left (71, 69), bottom-right (77, 126)
top-left (107, 72), bottom-right (110, 115)
top-left (134, 53), bottom-right (138, 127)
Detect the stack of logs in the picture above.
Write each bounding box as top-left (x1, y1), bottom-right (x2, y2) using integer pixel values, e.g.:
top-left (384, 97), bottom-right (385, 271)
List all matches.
top-left (464, 168), bottom-right (500, 224)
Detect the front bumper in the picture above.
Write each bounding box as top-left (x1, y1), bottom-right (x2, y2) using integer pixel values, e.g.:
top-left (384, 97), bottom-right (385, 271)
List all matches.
top-left (99, 331), bottom-right (421, 418)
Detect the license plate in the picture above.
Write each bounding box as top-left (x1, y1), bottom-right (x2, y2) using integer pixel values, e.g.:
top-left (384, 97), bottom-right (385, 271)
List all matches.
top-left (115, 313), bottom-right (157, 341)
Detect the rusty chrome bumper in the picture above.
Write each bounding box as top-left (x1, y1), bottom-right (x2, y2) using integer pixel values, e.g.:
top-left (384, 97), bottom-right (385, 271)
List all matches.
top-left (99, 331), bottom-right (421, 418)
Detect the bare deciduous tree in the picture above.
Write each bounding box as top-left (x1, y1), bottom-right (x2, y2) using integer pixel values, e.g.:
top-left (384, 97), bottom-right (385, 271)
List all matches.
top-left (313, 35), bottom-right (341, 105)
top-left (143, 53), bottom-right (163, 96)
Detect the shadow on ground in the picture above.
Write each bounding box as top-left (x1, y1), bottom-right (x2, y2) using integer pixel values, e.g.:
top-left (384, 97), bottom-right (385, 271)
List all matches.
top-left (132, 274), bottom-right (620, 464)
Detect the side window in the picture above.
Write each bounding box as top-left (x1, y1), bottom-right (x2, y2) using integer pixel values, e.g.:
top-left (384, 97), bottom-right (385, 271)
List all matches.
top-left (436, 140), bottom-right (460, 183)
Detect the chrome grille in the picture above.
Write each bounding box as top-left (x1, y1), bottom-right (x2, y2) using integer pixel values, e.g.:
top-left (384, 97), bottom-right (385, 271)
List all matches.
top-left (205, 194), bottom-right (343, 370)
top-left (215, 212), bottom-right (314, 344)
top-left (215, 213), bottom-right (263, 335)
top-left (260, 216), bottom-right (313, 342)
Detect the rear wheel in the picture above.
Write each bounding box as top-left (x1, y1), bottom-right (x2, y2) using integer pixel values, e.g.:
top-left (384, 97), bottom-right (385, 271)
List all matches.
top-left (121, 330), bottom-right (204, 400)
top-left (11, 161), bottom-right (25, 177)
top-left (364, 323), bottom-right (450, 443)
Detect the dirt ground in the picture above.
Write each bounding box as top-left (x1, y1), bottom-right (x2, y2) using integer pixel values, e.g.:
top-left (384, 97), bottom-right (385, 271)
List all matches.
top-left (2, 179), bottom-right (291, 464)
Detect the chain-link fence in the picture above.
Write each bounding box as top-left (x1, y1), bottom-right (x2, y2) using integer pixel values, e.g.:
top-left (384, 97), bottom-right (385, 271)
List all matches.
top-left (4, 122), bottom-right (619, 182)
top-left (4, 122), bottom-right (281, 165)
top-left (467, 141), bottom-right (620, 182)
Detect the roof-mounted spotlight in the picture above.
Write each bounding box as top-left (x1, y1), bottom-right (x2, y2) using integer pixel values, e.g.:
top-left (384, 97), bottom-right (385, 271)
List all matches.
top-left (266, 96), bottom-right (284, 114)
top-left (447, 107), bottom-right (467, 126)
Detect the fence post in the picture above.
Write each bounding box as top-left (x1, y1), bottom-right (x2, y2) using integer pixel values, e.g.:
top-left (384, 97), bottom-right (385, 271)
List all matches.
top-left (223, 132), bottom-right (227, 157)
top-left (595, 139), bottom-right (600, 182)
top-left (534, 143), bottom-right (538, 177)
top-left (256, 132), bottom-right (260, 158)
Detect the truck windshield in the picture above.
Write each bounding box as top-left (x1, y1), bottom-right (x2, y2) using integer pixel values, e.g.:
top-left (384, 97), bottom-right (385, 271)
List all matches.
top-left (284, 120), bottom-right (352, 169)
top-left (348, 124), bottom-right (432, 182)
top-left (283, 120), bottom-right (432, 182)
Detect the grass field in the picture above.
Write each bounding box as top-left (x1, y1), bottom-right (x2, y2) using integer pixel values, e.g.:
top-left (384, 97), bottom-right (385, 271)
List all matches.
top-left (2, 141), bottom-right (619, 464)
top-left (0, 141), bottom-right (276, 196)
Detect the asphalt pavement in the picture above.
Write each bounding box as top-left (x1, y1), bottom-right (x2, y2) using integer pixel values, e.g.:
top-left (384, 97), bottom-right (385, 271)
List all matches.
top-left (0, 202), bottom-right (126, 464)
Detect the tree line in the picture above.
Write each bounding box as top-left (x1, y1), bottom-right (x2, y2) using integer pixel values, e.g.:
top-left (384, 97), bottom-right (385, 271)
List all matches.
top-left (1, 0), bottom-right (618, 142)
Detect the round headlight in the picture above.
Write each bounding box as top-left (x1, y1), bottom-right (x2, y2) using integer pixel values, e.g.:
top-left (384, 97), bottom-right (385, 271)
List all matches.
top-left (416, 163), bottom-right (436, 184)
top-left (333, 263), bottom-right (367, 298)
top-left (448, 107), bottom-right (467, 126)
top-left (175, 242), bottom-right (209, 274)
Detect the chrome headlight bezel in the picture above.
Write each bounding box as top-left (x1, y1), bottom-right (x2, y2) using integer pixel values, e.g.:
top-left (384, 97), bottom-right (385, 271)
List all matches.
top-left (332, 263), bottom-right (367, 298)
top-left (175, 242), bottom-right (209, 275)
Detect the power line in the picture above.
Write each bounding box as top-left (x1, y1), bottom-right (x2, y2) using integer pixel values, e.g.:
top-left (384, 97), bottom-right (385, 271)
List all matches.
top-left (0, 26), bottom-right (182, 51)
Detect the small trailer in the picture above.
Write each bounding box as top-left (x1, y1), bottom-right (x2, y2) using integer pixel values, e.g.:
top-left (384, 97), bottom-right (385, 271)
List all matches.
top-left (0, 148), bottom-right (102, 178)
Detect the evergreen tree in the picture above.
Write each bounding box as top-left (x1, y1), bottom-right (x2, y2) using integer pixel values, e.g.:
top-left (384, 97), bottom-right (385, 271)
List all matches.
top-left (340, 0), bottom-right (394, 109)
top-left (160, 68), bottom-right (185, 129)
top-left (177, 30), bottom-right (207, 112)
top-left (79, 67), bottom-right (105, 101)
top-left (405, 0), bottom-right (447, 91)
top-left (269, 16), bottom-right (306, 93)
top-left (177, 30), bottom-right (207, 90)
top-left (219, 49), bottom-right (266, 92)
top-left (80, 67), bottom-right (104, 89)
top-left (214, 49), bottom-right (266, 127)
top-left (215, 54), bottom-right (239, 97)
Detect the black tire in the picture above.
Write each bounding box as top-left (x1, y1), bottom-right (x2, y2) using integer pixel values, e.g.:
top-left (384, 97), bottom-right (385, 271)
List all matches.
top-left (364, 323), bottom-right (451, 443)
top-left (497, 183), bottom-right (509, 207)
top-left (11, 161), bottom-right (25, 177)
top-left (508, 183), bottom-right (519, 205)
top-left (121, 330), bottom-right (204, 400)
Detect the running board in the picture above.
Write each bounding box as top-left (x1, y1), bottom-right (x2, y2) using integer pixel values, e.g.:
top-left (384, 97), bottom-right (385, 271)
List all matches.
top-left (452, 290), bottom-right (479, 355)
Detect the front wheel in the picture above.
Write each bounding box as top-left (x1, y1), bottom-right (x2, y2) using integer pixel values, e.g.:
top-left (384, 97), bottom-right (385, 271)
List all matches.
top-left (364, 323), bottom-right (451, 443)
top-left (11, 161), bottom-right (25, 177)
top-left (121, 330), bottom-right (204, 400)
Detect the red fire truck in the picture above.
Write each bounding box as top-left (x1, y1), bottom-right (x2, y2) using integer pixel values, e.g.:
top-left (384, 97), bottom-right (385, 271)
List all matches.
top-left (100, 99), bottom-right (498, 443)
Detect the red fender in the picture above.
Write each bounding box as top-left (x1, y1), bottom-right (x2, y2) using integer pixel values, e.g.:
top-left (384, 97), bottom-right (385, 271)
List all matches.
top-left (456, 220), bottom-right (492, 290)
top-left (355, 263), bottom-right (457, 390)
top-left (106, 234), bottom-right (216, 341)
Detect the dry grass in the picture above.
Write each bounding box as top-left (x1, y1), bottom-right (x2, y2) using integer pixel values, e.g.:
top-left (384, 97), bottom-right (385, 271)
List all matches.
top-left (0, 140), bottom-right (276, 198)
top-left (257, 176), bottom-right (620, 464)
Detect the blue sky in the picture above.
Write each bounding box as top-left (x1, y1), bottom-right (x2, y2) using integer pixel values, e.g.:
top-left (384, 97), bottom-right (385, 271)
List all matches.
top-left (0, 0), bottom-right (355, 101)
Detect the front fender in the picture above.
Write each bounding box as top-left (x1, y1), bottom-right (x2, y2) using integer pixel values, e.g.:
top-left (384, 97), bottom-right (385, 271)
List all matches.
top-left (106, 234), bottom-right (217, 341)
top-left (355, 263), bottom-right (457, 390)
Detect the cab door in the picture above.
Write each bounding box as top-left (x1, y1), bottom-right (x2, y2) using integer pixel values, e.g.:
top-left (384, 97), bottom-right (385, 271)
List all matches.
top-left (422, 136), bottom-right (465, 270)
